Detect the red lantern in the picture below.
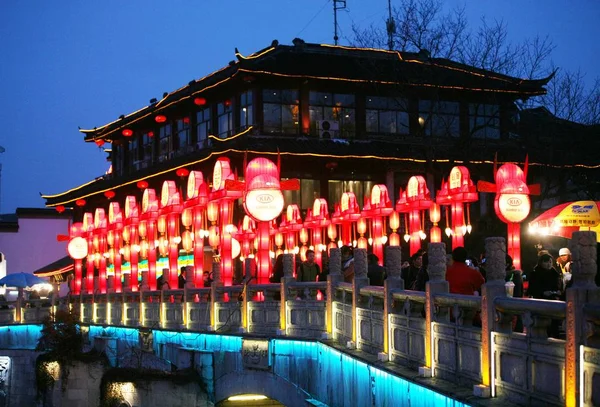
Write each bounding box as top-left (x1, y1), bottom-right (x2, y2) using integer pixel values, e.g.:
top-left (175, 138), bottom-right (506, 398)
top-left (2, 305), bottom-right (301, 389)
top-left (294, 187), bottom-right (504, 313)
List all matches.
top-left (104, 190), bottom-right (116, 200)
top-left (75, 199), bottom-right (86, 207)
top-left (148, 131), bottom-right (154, 137)
top-left (193, 97), bottom-right (207, 106)
top-left (154, 114), bottom-right (167, 123)
top-left (122, 129), bottom-right (133, 137)
top-left (95, 139), bottom-right (105, 147)
top-left (182, 117), bottom-right (190, 124)
top-left (55, 205), bottom-right (66, 213)
top-left (137, 180), bottom-right (149, 190)
top-left (176, 168), bottom-right (190, 178)
top-left (224, 100), bottom-right (231, 107)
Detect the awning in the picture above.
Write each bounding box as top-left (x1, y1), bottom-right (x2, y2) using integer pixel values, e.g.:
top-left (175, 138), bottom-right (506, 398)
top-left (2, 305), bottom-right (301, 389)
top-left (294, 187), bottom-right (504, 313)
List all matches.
top-left (33, 255), bottom-right (73, 279)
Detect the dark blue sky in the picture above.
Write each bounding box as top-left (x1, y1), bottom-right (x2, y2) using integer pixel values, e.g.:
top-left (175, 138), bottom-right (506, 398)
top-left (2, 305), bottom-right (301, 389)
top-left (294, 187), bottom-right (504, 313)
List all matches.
top-left (0, 1), bottom-right (598, 213)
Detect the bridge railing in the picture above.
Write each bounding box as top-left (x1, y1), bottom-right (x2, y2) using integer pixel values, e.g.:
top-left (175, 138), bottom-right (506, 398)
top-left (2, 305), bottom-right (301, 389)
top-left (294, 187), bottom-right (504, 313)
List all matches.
top-left (4, 233), bottom-right (598, 406)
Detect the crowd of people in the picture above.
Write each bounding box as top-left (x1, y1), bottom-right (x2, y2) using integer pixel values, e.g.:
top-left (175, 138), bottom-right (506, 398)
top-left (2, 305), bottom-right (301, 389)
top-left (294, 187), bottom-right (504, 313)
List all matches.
top-left (263, 243), bottom-right (595, 338)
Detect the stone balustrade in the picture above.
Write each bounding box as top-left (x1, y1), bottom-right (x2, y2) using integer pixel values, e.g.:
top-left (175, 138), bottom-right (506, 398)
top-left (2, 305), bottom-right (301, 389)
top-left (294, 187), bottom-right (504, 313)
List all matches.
top-left (0, 232), bottom-right (597, 406)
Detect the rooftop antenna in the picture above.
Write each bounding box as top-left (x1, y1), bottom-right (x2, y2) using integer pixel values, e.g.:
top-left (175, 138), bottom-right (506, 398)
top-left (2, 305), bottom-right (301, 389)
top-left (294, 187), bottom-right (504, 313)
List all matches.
top-left (333, 0), bottom-right (347, 45)
top-left (386, 0), bottom-right (396, 50)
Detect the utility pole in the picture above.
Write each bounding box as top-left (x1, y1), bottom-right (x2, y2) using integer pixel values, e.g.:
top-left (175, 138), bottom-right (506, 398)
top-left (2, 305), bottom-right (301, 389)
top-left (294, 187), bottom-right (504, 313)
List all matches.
top-left (333, 0), bottom-right (347, 45)
top-left (0, 146), bottom-right (4, 215)
top-left (386, 0), bottom-right (396, 50)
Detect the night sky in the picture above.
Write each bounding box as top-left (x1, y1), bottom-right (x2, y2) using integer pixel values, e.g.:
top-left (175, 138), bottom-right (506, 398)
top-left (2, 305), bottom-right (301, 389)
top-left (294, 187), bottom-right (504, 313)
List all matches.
top-left (0, 1), bottom-right (598, 214)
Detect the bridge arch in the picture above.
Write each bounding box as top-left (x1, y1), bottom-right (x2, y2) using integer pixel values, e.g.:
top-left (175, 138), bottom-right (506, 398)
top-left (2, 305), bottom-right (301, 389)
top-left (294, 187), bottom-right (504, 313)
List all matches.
top-left (214, 370), bottom-right (311, 406)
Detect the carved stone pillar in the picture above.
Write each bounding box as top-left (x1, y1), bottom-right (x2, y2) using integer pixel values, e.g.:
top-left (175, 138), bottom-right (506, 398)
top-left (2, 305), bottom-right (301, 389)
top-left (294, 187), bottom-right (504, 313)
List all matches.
top-left (324, 248), bottom-right (342, 339)
top-left (421, 242), bottom-right (448, 377)
top-left (351, 249), bottom-right (369, 347)
top-left (477, 237), bottom-right (507, 397)
top-left (209, 261), bottom-right (222, 331)
top-left (279, 253), bottom-right (295, 335)
top-left (381, 246), bottom-right (403, 360)
top-left (565, 231), bottom-right (600, 406)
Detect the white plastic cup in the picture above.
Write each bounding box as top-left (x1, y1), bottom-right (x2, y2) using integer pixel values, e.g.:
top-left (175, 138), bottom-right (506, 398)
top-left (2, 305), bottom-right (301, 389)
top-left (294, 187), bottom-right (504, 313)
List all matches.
top-left (505, 281), bottom-right (515, 297)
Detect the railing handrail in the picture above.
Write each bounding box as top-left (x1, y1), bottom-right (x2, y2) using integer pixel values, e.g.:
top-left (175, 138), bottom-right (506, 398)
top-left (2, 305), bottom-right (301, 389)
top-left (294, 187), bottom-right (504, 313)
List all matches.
top-left (391, 289), bottom-right (426, 303)
top-left (434, 292), bottom-right (481, 309)
top-left (495, 296), bottom-right (566, 319)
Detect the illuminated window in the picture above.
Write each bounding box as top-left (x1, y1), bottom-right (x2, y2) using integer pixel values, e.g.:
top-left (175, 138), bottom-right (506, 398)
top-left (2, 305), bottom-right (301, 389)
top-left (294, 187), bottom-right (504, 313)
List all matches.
top-left (158, 124), bottom-right (172, 162)
top-left (217, 100), bottom-right (233, 138)
top-left (262, 89), bottom-right (299, 135)
top-left (469, 104), bottom-right (500, 139)
top-left (240, 90), bottom-right (254, 130)
top-left (418, 100), bottom-right (460, 137)
top-left (309, 92), bottom-right (355, 139)
top-left (196, 107), bottom-right (212, 148)
top-left (366, 97), bottom-right (409, 136)
top-left (328, 180), bottom-right (373, 209)
top-left (281, 179), bottom-right (320, 210)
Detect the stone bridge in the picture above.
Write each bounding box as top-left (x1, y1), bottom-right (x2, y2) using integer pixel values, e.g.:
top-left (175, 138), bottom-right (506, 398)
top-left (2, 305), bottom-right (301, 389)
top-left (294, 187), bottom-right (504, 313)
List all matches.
top-left (0, 233), bottom-right (598, 406)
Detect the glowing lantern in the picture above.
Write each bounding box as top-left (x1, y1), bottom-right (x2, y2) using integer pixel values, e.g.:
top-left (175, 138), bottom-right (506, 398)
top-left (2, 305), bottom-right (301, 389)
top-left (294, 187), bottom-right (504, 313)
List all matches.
top-left (208, 225), bottom-right (220, 248)
top-left (181, 230), bottom-right (193, 252)
top-left (95, 139), bottom-right (105, 147)
top-left (104, 190), bottom-right (116, 200)
top-left (137, 180), bottom-right (149, 189)
top-left (230, 156), bottom-right (299, 284)
top-left (122, 129), bottom-right (133, 137)
top-left (207, 202), bottom-right (219, 223)
top-left (194, 97), bottom-right (207, 106)
top-left (155, 114), bottom-right (167, 123)
top-left (327, 224), bottom-right (337, 241)
top-left (274, 232), bottom-right (284, 247)
top-left (429, 203), bottom-right (442, 243)
top-left (75, 199), bottom-right (86, 207)
top-left (148, 131), bottom-right (154, 137)
top-left (181, 208), bottom-right (193, 228)
top-left (477, 157), bottom-right (539, 270)
top-left (56, 205), bottom-right (66, 213)
top-left (396, 176), bottom-right (432, 256)
top-left (436, 166), bottom-right (478, 249)
top-left (176, 168), bottom-right (190, 178)
top-left (362, 185), bottom-right (393, 264)
top-left (299, 228), bottom-right (309, 244)
top-left (138, 221), bottom-right (147, 238)
top-left (157, 216), bottom-right (166, 234)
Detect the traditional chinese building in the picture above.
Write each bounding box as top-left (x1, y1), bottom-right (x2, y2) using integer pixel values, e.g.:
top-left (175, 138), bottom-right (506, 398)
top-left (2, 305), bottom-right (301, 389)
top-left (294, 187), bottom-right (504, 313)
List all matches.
top-left (42, 39), bottom-right (556, 289)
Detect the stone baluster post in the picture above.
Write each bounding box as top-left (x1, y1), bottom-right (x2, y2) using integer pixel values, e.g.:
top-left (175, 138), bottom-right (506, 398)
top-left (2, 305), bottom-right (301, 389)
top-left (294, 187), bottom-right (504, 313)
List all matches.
top-left (475, 237), bottom-right (506, 398)
top-left (278, 253), bottom-right (295, 335)
top-left (240, 258), bottom-right (254, 333)
top-left (323, 248), bottom-right (342, 339)
top-left (420, 242), bottom-right (448, 377)
top-left (380, 246), bottom-right (403, 361)
top-left (565, 231), bottom-right (599, 407)
top-left (209, 261), bottom-right (222, 331)
top-left (351, 248), bottom-right (369, 348)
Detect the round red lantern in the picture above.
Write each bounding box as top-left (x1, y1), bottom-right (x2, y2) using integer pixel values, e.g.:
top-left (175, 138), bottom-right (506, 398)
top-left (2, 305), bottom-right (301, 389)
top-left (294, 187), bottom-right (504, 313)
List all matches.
top-left (137, 180), bottom-right (149, 190)
top-left (95, 139), bottom-right (105, 147)
top-left (193, 97), bottom-right (207, 106)
top-left (75, 199), bottom-right (86, 207)
top-left (154, 114), bottom-right (167, 123)
top-left (122, 129), bottom-right (133, 137)
top-left (182, 117), bottom-right (190, 124)
top-left (176, 168), bottom-right (190, 178)
top-left (55, 205), bottom-right (66, 213)
top-left (148, 131), bottom-right (154, 137)
top-left (104, 190), bottom-right (116, 200)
